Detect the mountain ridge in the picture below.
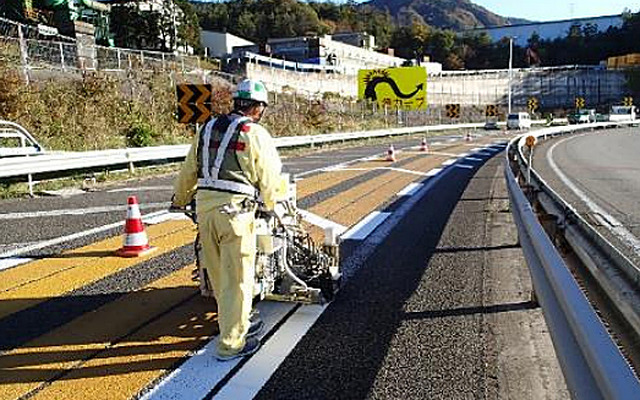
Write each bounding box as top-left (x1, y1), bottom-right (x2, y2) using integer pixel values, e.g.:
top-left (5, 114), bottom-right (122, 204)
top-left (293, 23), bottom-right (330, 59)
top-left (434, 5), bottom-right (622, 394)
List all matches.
top-left (362, 0), bottom-right (532, 30)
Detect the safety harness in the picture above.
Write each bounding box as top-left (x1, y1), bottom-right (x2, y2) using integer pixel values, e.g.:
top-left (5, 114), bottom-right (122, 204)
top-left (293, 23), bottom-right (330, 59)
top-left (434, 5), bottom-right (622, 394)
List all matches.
top-left (197, 115), bottom-right (257, 197)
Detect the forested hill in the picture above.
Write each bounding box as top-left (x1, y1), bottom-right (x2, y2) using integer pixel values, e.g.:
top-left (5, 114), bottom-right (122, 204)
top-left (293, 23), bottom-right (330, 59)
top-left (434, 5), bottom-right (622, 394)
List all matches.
top-left (365, 0), bottom-right (531, 29)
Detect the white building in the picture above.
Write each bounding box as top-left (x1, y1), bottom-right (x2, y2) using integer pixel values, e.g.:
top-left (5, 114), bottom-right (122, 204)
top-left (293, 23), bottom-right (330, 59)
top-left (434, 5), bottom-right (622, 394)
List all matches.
top-left (466, 14), bottom-right (623, 46)
top-left (200, 31), bottom-right (255, 59)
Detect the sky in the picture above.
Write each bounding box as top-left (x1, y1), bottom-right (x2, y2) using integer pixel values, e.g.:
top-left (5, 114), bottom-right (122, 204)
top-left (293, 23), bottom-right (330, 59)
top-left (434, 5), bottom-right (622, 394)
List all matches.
top-left (467, 1), bottom-right (640, 22)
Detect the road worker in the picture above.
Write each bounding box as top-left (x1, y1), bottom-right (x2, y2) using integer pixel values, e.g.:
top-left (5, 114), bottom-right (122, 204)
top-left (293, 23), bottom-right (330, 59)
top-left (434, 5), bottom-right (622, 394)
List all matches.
top-left (171, 79), bottom-right (287, 361)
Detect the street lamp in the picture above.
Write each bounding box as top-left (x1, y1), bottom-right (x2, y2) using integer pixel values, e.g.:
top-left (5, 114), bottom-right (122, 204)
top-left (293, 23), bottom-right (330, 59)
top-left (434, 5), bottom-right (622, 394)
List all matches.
top-left (508, 36), bottom-right (515, 114)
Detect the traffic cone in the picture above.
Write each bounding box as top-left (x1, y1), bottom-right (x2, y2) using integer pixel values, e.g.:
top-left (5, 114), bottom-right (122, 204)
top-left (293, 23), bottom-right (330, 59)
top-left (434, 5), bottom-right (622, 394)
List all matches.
top-left (385, 145), bottom-right (396, 161)
top-left (420, 138), bottom-right (429, 152)
top-left (116, 196), bottom-right (156, 257)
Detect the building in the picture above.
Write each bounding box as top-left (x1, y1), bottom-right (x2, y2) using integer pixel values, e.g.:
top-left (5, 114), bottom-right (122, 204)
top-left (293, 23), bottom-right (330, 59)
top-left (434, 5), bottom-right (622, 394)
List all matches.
top-left (233, 34), bottom-right (406, 75)
top-left (466, 14), bottom-right (624, 46)
top-left (200, 31), bottom-right (254, 59)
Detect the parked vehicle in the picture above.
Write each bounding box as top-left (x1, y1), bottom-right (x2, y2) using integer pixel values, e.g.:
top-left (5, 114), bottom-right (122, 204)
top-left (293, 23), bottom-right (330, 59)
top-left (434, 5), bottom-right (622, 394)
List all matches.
top-left (608, 105), bottom-right (636, 122)
top-left (0, 120), bottom-right (45, 158)
top-left (568, 109), bottom-right (596, 124)
top-left (506, 112), bottom-right (532, 130)
top-left (483, 120), bottom-right (500, 130)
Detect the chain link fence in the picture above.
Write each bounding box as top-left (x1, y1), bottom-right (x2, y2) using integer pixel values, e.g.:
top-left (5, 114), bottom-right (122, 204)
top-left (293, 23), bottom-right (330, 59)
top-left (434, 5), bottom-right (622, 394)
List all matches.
top-left (0, 16), bottom-right (215, 80)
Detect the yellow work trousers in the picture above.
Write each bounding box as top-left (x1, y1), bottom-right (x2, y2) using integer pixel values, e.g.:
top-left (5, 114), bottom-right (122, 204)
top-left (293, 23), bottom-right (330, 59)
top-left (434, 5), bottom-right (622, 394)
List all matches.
top-left (197, 204), bottom-right (256, 357)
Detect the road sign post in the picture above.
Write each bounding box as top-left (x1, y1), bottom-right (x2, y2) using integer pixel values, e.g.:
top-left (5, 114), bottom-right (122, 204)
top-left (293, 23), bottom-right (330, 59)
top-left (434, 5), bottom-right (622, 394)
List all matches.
top-left (525, 135), bottom-right (536, 185)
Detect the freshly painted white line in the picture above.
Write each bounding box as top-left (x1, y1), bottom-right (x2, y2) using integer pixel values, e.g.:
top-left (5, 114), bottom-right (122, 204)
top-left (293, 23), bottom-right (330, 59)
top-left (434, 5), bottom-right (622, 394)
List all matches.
top-left (455, 164), bottom-right (474, 169)
top-left (441, 159), bottom-right (457, 166)
top-left (397, 182), bottom-right (423, 197)
top-left (465, 157), bottom-right (483, 162)
top-left (0, 258), bottom-right (33, 271)
top-left (0, 209), bottom-right (168, 259)
top-left (341, 211), bottom-right (391, 240)
top-left (457, 153), bottom-right (470, 157)
top-left (0, 202), bottom-right (170, 220)
top-left (214, 304), bottom-right (328, 400)
top-left (141, 302), bottom-right (295, 400)
top-left (432, 142), bottom-right (443, 146)
top-left (107, 186), bottom-right (173, 193)
top-left (297, 210), bottom-right (348, 235)
top-left (548, 137), bottom-right (640, 253)
top-left (145, 212), bottom-right (189, 225)
top-left (470, 148), bottom-right (483, 152)
top-left (426, 168), bottom-right (443, 177)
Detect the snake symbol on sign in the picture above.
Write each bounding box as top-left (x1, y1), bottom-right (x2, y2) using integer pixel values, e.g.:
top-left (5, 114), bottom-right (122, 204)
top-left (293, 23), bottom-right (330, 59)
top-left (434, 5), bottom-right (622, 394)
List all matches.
top-left (363, 70), bottom-right (424, 101)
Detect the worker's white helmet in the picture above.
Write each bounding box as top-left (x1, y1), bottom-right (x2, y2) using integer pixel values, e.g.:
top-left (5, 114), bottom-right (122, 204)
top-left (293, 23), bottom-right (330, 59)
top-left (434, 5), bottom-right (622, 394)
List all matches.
top-left (233, 79), bottom-right (269, 106)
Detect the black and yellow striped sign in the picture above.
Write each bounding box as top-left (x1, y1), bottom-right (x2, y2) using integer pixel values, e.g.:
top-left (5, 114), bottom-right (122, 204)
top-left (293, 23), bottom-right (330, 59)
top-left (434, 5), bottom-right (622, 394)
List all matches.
top-left (527, 97), bottom-right (538, 112)
top-left (485, 104), bottom-right (499, 117)
top-left (445, 104), bottom-right (460, 118)
top-left (176, 84), bottom-right (213, 124)
top-left (623, 96), bottom-right (634, 107)
top-left (575, 96), bottom-right (586, 109)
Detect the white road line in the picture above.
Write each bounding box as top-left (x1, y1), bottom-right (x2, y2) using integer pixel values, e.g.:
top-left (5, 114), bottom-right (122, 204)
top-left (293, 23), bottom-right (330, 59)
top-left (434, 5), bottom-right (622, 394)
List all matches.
top-left (107, 186), bottom-right (173, 193)
top-left (297, 210), bottom-right (348, 235)
top-left (341, 211), bottom-right (391, 240)
top-left (295, 152), bottom-right (382, 178)
top-left (455, 164), bottom-right (475, 169)
top-left (457, 152), bottom-right (470, 157)
top-left (441, 159), bottom-right (457, 166)
top-left (0, 258), bottom-right (33, 271)
top-left (214, 304), bottom-right (327, 400)
top-left (0, 209), bottom-right (169, 259)
top-left (0, 202), bottom-right (170, 220)
top-left (397, 182), bottom-right (423, 197)
top-left (140, 302), bottom-right (295, 400)
top-left (548, 137), bottom-right (640, 253)
top-left (426, 168), bottom-right (443, 177)
top-left (465, 157), bottom-right (483, 162)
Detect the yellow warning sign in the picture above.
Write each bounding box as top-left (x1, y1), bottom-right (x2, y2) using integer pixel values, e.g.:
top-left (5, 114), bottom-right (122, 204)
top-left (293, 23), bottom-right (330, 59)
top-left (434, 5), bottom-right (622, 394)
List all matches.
top-left (358, 67), bottom-right (427, 111)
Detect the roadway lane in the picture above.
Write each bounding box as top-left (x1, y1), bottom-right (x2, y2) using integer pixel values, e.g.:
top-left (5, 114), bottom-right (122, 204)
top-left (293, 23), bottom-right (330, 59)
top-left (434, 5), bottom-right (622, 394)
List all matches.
top-left (532, 127), bottom-right (640, 265)
top-left (0, 131), bottom-right (567, 399)
top-left (0, 132), bottom-right (486, 259)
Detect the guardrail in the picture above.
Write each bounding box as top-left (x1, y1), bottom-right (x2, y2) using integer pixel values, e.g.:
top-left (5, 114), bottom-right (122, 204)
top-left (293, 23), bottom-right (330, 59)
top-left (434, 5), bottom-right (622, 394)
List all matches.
top-left (505, 121), bottom-right (640, 399)
top-left (0, 120), bottom-right (524, 195)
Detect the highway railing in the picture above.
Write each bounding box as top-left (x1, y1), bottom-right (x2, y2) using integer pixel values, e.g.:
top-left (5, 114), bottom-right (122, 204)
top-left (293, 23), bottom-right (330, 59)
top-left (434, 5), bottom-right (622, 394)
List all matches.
top-left (0, 121), bottom-right (513, 195)
top-left (505, 120), bottom-right (640, 399)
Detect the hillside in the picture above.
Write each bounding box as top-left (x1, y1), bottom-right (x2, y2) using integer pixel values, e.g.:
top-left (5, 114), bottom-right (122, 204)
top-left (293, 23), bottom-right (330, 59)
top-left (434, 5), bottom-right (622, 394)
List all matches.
top-left (364, 0), bottom-right (531, 30)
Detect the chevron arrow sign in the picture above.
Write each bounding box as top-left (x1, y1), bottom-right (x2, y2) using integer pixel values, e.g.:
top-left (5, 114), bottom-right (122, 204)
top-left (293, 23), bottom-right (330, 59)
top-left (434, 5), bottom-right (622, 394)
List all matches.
top-left (176, 84), bottom-right (213, 124)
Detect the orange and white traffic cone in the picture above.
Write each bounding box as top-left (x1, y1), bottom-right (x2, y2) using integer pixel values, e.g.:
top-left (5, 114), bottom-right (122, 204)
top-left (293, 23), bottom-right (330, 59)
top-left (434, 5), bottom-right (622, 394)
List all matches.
top-left (385, 145), bottom-right (396, 162)
top-left (116, 196), bottom-right (156, 257)
top-left (420, 138), bottom-right (429, 152)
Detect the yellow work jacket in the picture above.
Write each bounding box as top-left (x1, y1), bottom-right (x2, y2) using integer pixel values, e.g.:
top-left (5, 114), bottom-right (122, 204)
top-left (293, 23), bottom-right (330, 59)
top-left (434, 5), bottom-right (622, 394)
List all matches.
top-left (173, 114), bottom-right (286, 214)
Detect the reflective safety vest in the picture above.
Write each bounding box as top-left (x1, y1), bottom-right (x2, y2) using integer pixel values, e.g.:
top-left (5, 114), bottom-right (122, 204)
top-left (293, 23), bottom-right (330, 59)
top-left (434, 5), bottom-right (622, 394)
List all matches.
top-left (196, 114), bottom-right (257, 197)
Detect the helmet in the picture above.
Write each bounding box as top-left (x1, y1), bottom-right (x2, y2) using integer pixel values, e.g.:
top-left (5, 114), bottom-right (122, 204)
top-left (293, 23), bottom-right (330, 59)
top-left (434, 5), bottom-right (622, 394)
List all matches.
top-left (233, 79), bottom-right (269, 106)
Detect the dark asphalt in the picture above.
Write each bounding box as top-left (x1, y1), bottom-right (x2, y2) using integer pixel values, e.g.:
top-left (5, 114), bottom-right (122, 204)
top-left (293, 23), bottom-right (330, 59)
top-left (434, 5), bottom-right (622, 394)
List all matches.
top-left (253, 152), bottom-right (507, 399)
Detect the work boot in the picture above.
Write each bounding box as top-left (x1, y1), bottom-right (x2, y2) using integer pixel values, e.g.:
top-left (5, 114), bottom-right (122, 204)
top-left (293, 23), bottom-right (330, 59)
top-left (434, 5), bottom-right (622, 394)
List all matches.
top-left (247, 317), bottom-right (264, 338)
top-left (215, 337), bottom-right (261, 361)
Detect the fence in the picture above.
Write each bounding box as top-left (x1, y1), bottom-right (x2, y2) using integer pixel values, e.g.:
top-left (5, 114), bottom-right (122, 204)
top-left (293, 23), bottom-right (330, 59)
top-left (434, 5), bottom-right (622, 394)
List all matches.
top-left (0, 16), bottom-right (214, 82)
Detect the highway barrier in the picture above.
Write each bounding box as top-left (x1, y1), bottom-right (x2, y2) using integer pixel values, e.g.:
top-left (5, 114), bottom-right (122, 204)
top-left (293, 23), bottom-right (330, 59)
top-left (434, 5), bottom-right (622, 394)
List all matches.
top-left (505, 120), bottom-right (640, 399)
top-left (0, 121), bottom-right (516, 195)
